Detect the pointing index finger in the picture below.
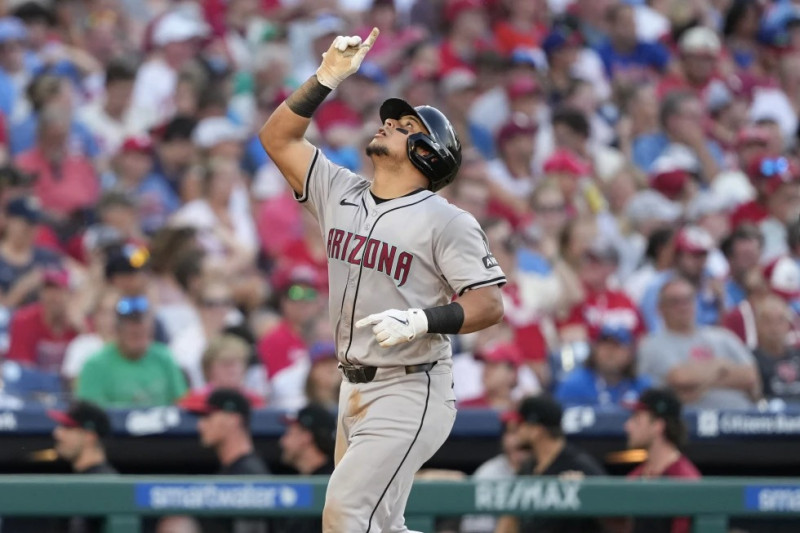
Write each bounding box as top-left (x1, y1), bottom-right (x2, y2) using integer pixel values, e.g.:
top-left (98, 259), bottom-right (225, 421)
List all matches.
top-left (362, 27), bottom-right (380, 49)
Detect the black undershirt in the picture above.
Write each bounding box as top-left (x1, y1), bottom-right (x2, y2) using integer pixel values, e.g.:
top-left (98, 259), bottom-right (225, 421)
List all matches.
top-left (370, 187), bottom-right (426, 204)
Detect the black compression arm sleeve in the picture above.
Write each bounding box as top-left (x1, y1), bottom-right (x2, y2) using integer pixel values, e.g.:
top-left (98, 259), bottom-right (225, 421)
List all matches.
top-left (285, 75), bottom-right (332, 118)
top-left (423, 302), bottom-right (465, 335)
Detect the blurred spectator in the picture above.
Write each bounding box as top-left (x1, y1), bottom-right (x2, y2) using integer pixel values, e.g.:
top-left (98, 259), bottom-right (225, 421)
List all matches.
top-left (77, 59), bottom-right (144, 158)
top-left (438, 0), bottom-right (491, 75)
top-left (7, 268), bottom-right (84, 374)
top-left (170, 157), bottom-right (258, 270)
top-left (271, 403), bottom-right (336, 533)
top-left (635, 90), bottom-right (722, 182)
top-left (62, 289), bottom-right (118, 387)
top-left (638, 277), bottom-right (760, 408)
top-left (619, 190), bottom-right (682, 284)
top-left (541, 25), bottom-right (584, 105)
top-left (595, 3), bottom-right (669, 84)
top-left (77, 296), bottom-right (187, 407)
top-left (625, 388), bottom-right (700, 533)
top-left (486, 114), bottom-right (538, 223)
top-left (753, 296), bottom-right (800, 402)
top-left (556, 325), bottom-right (653, 407)
top-left (111, 136), bottom-right (179, 234)
top-left (258, 267), bottom-right (322, 410)
top-left (639, 226), bottom-right (725, 331)
top-left (625, 227), bottom-right (676, 305)
top-left (492, 0), bottom-right (547, 55)
top-left (0, 16), bottom-right (26, 118)
top-left (170, 279), bottom-right (236, 389)
top-left (440, 68), bottom-right (494, 160)
top-left (304, 341), bottom-right (340, 411)
top-left (460, 412), bottom-right (532, 533)
top-left (183, 387), bottom-right (268, 533)
top-left (0, 196), bottom-right (61, 309)
top-left (459, 343), bottom-right (521, 410)
top-left (756, 158), bottom-right (800, 262)
top-left (14, 104), bottom-right (99, 221)
top-left (495, 395), bottom-right (606, 533)
top-left (191, 334), bottom-right (264, 405)
top-left (150, 115), bottom-right (197, 200)
top-left (276, 208), bottom-right (330, 294)
top-left (11, 73), bottom-right (100, 161)
top-left (131, 10), bottom-right (208, 129)
top-left (104, 243), bottom-right (150, 296)
top-left (720, 224), bottom-right (764, 307)
top-left (558, 238), bottom-right (644, 343)
top-left (722, 266), bottom-right (772, 350)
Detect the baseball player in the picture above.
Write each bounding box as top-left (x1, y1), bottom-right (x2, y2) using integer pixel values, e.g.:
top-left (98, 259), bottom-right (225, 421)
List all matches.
top-left (259, 28), bottom-right (506, 533)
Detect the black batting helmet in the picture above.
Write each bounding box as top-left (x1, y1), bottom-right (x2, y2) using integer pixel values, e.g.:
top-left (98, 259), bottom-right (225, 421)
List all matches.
top-left (379, 98), bottom-right (462, 192)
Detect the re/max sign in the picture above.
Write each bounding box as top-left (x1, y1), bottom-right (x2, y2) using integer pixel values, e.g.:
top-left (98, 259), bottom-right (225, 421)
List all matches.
top-left (475, 480), bottom-right (582, 512)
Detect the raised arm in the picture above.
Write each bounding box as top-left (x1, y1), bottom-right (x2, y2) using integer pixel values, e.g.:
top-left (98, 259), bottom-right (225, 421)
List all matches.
top-left (258, 28), bottom-right (380, 195)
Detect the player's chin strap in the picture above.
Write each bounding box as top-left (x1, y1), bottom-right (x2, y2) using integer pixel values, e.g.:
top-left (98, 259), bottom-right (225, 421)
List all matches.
top-left (355, 303), bottom-right (464, 348)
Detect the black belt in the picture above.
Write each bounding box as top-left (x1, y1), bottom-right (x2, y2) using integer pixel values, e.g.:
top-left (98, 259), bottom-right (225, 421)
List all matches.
top-left (340, 362), bottom-right (437, 383)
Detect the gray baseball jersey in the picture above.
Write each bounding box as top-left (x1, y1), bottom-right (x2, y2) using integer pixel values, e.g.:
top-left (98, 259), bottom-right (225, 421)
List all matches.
top-left (297, 148), bottom-right (506, 368)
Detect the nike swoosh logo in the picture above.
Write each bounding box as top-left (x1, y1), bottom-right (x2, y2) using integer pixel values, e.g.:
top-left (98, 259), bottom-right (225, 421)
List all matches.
top-left (388, 316), bottom-right (409, 326)
top-left (340, 199), bottom-right (358, 207)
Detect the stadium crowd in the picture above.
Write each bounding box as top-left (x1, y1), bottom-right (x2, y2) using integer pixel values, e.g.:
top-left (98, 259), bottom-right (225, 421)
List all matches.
top-left (0, 0), bottom-right (796, 412)
top-left (1, 0), bottom-right (800, 530)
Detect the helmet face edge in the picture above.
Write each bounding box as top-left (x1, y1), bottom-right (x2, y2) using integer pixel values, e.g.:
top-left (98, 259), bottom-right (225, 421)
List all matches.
top-left (378, 98), bottom-right (462, 192)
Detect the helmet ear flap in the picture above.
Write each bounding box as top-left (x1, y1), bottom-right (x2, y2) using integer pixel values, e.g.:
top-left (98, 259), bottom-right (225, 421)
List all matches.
top-left (406, 133), bottom-right (451, 191)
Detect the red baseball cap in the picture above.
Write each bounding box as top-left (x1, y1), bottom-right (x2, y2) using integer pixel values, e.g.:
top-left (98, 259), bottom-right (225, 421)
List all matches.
top-left (496, 115), bottom-right (537, 146)
top-left (478, 343), bottom-right (522, 367)
top-left (650, 169), bottom-right (691, 201)
top-left (675, 226), bottom-right (714, 254)
top-left (120, 135), bottom-right (153, 154)
top-left (543, 149), bottom-right (591, 177)
top-left (43, 268), bottom-right (69, 288)
top-left (506, 75), bottom-right (541, 100)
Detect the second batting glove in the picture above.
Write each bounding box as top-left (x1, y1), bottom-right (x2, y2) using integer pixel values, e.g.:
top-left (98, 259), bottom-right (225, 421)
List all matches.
top-left (355, 308), bottom-right (428, 347)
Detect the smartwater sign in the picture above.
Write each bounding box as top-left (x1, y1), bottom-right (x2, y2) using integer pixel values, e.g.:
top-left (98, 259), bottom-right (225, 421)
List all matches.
top-left (135, 483), bottom-right (313, 510)
top-left (744, 486), bottom-right (800, 512)
top-left (475, 480), bottom-right (582, 513)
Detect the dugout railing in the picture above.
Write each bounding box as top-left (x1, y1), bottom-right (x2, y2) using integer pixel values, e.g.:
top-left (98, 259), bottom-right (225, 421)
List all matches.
top-left (0, 475), bottom-right (798, 532)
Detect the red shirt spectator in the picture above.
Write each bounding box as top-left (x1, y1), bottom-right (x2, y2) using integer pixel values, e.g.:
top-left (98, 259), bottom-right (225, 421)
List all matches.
top-left (7, 270), bottom-right (82, 373)
top-left (15, 147), bottom-right (99, 219)
top-left (258, 319), bottom-right (307, 379)
top-left (502, 282), bottom-right (548, 363)
top-left (561, 288), bottom-right (645, 340)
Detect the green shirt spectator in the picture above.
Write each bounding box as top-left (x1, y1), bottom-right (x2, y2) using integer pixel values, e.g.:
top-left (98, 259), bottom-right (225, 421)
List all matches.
top-left (77, 296), bottom-right (187, 407)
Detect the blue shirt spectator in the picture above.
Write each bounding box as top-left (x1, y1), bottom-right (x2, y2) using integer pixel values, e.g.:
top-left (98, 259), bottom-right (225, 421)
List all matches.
top-left (595, 39), bottom-right (669, 80)
top-left (10, 113), bottom-right (99, 157)
top-left (639, 226), bottom-right (723, 332)
top-left (556, 325), bottom-right (653, 407)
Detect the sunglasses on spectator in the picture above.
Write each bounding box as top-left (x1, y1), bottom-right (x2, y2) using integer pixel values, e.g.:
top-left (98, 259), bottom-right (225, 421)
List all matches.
top-left (760, 157), bottom-right (790, 178)
top-left (287, 285), bottom-right (318, 302)
top-left (116, 296), bottom-right (150, 316)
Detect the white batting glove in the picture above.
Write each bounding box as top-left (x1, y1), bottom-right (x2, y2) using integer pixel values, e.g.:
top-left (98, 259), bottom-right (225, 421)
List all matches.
top-left (316, 27), bottom-right (380, 90)
top-left (355, 308), bottom-right (428, 347)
